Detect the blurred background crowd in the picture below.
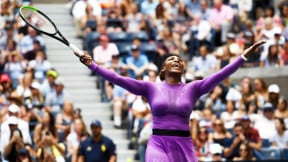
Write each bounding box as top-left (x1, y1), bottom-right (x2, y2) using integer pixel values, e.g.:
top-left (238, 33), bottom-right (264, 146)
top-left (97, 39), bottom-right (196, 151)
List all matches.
top-left (1, 0), bottom-right (288, 162)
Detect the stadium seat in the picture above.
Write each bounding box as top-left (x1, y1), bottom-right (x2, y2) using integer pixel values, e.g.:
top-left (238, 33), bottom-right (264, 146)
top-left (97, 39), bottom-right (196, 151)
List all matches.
top-left (108, 32), bottom-right (129, 43)
top-left (258, 147), bottom-right (281, 160)
top-left (117, 42), bottom-right (131, 60)
top-left (85, 32), bottom-right (100, 53)
top-left (140, 42), bottom-right (157, 63)
top-left (262, 138), bottom-right (271, 148)
top-left (127, 31), bottom-right (149, 42)
top-left (281, 148), bottom-right (288, 160)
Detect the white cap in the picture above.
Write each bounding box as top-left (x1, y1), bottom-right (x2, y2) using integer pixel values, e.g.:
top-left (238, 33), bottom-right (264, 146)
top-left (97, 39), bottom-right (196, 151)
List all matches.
top-left (7, 116), bottom-right (18, 125)
top-left (268, 84), bottom-right (280, 94)
top-left (54, 77), bottom-right (65, 86)
top-left (8, 104), bottom-right (20, 113)
top-left (210, 143), bottom-right (223, 155)
top-left (147, 63), bottom-right (158, 72)
top-left (30, 81), bottom-right (40, 89)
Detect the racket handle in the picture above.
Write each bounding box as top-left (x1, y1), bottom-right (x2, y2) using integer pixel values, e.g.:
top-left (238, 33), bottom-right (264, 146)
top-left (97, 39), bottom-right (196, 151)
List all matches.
top-left (69, 43), bottom-right (84, 56)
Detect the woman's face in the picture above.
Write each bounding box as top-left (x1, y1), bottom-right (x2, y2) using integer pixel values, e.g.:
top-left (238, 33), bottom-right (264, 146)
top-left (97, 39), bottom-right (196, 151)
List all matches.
top-left (253, 79), bottom-right (262, 91)
top-left (277, 98), bottom-right (287, 111)
top-left (275, 119), bottom-right (283, 132)
top-left (269, 45), bottom-right (278, 55)
top-left (226, 101), bottom-right (235, 112)
top-left (162, 56), bottom-right (185, 76)
top-left (43, 112), bottom-right (50, 124)
top-left (213, 120), bottom-right (223, 132)
top-left (74, 119), bottom-right (84, 134)
top-left (63, 101), bottom-right (73, 114)
top-left (198, 127), bottom-right (208, 140)
top-left (239, 144), bottom-right (248, 158)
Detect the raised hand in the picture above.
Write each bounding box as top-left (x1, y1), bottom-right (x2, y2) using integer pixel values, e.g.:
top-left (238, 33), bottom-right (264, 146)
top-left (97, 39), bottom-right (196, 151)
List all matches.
top-left (242, 40), bottom-right (266, 59)
top-left (79, 52), bottom-right (93, 66)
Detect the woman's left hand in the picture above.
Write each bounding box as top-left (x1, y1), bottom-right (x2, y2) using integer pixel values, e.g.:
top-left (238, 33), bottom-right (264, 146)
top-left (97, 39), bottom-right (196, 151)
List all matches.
top-left (242, 40), bottom-right (266, 59)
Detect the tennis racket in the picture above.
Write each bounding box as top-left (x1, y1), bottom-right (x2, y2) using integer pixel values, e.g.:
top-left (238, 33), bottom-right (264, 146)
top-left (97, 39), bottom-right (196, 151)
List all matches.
top-left (19, 5), bottom-right (84, 56)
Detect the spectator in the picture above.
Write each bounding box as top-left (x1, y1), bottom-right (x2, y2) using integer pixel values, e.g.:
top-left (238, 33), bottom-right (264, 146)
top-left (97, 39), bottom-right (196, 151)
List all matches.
top-left (15, 72), bottom-right (33, 98)
top-left (77, 119), bottom-right (116, 162)
top-left (186, 0), bottom-right (201, 15)
top-left (233, 142), bottom-right (256, 161)
top-left (66, 118), bottom-right (89, 162)
top-left (191, 44), bottom-right (217, 74)
top-left (24, 81), bottom-right (45, 110)
top-left (16, 147), bottom-right (33, 162)
top-left (157, 26), bottom-right (182, 56)
top-left (0, 73), bottom-right (13, 104)
top-left (270, 118), bottom-right (288, 148)
top-left (71, 0), bottom-right (102, 38)
top-left (2, 116), bottom-right (25, 162)
top-left (221, 100), bottom-right (238, 129)
top-left (40, 69), bottom-right (58, 98)
top-left (92, 34), bottom-right (119, 66)
top-left (0, 103), bottom-right (32, 151)
top-left (23, 40), bottom-right (43, 61)
top-left (117, 0), bottom-right (135, 18)
top-left (194, 126), bottom-right (213, 161)
top-left (240, 115), bottom-right (262, 150)
top-left (1, 39), bottom-right (21, 69)
top-left (125, 3), bottom-right (143, 32)
top-left (211, 118), bottom-right (232, 147)
top-left (275, 97), bottom-right (288, 119)
top-left (280, 40), bottom-right (288, 65)
top-left (253, 78), bottom-right (268, 108)
top-left (202, 143), bottom-right (226, 162)
top-left (223, 122), bottom-right (245, 160)
top-left (140, 0), bottom-right (159, 18)
top-left (131, 96), bottom-right (151, 135)
top-left (27, 50), bottom-right (52, 84)
top-left (199, 0), bottom-right (211, 21)
top-left (259, 44), bottom-right (284, 67)
top-left (239, 81), bottom-right (255, 110)
top-left (0, 24), bottom-right (18, 51)
top-left (44, 77), bottom-right (71, 112)
top-left (268, 84), bottom-right (280, 108)
top-left (209, 0), bottom-right (234, 46)
top-left (80, 4), bottom-right (98, 37)
top-left (254, 102), bottom-right (277, 139)
top-left (105, 9), bottom-right (124, 32)
top-left (4, 50), bottom-right (27, 89)
top-left (55, 100), bottom-right (74, 142)
top-left (126, 44), bottom-right (149, 78)
top-left (19, 26), bottom-right (45, 55)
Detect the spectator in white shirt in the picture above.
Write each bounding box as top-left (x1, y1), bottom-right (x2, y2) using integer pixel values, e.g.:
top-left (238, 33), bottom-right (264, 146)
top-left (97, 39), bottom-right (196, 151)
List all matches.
top-left (254, 102), bottom-right (277, 139)
top-left (191, 44), bottom-right (217, 74)
top-left (270, 118), bottom-right (288, 148)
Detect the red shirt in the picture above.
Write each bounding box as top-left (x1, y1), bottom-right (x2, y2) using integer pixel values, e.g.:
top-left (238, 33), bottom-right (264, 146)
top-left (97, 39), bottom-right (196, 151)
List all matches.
top-left (244, 127), bottom-right (261, 143)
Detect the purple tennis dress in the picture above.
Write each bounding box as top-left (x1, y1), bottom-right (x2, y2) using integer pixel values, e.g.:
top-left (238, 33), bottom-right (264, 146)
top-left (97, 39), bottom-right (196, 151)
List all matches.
top-left (88, 57), bottom-right (245, 162)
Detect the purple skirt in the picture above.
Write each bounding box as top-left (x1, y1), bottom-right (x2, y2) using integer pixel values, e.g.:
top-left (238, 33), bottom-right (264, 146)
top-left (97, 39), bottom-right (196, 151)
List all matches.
top-left (145, 135), bottom-right (198, 162)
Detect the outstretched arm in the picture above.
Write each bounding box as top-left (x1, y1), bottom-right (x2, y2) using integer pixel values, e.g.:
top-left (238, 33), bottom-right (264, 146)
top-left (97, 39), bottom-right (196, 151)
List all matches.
top-left (196, 41), bottom-right (266, 95)
top-left (79, 53), bottom-right (147, 96)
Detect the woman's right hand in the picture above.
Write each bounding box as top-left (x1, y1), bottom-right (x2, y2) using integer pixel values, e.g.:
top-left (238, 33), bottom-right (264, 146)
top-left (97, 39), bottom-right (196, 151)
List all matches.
top-left (79, 52), bottom-right (93, 66)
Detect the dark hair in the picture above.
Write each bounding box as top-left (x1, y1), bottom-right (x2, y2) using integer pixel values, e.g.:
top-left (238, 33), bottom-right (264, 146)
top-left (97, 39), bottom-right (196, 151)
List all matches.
top-left (276, 118), bottom-right (287, 131)
top-left (239, 142), bottom-right (254, 160)
top-left (159, 54), bottom-right (181, 81)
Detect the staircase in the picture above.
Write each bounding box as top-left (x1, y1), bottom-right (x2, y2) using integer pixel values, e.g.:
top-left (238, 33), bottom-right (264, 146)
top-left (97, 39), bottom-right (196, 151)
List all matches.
top-left (33, 4), bottom-right (136, 162)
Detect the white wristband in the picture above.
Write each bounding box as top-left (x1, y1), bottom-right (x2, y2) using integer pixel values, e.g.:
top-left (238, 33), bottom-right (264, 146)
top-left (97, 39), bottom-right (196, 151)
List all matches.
top-left (241, 54), bottom-right (248, 61)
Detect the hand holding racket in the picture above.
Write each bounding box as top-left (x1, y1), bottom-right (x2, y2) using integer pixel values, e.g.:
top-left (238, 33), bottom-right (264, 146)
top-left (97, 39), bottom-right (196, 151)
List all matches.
top-left (19, 6), bottom-right (84, 57)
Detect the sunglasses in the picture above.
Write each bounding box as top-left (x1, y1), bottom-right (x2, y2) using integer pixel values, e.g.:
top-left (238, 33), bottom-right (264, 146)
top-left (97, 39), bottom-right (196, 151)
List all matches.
top-left (240, 148), bottom-right (248, 152)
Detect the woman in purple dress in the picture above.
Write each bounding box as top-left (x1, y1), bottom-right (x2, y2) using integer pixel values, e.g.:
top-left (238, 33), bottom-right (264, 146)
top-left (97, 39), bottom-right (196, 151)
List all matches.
top-left (78, 41), bottom-right (265, 162)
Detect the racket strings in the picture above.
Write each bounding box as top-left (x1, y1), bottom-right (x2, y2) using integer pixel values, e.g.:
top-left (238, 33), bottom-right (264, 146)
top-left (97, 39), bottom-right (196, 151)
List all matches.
top-left (20, 8), bottom-right (56, 34)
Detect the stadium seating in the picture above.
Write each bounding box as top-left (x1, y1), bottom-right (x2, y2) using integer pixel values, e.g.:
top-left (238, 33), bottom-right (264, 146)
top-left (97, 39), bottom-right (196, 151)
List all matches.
top-left (140, 42), bottom-right (157, 63)
top-left (257, 148), bottom-right (281, 160)
top-left (262, 138), bottom-right (271, 148)
top-left (281, 148), bottom-right (288, 160)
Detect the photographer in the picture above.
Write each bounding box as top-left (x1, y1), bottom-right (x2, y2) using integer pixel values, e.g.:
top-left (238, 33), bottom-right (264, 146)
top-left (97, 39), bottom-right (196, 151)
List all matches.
top-left (2, 116), bottom-right (25, 162)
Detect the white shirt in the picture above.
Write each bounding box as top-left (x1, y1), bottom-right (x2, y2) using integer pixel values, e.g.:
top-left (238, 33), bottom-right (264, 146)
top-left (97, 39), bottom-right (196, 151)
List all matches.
top-left (192, 54), bottom-right (217, 73)
top-left (254, 115), bottom-right (277, 139)
top-left (72, 0), bottom-right (102, 19)
top-left (0, 117), bottom-right (32, 153)
top-left (270, 130), bottom-right (288, 148)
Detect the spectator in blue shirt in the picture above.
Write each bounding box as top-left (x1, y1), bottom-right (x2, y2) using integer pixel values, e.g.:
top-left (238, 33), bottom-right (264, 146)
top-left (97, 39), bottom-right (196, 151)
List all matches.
top-left (126, 45), bottom-right (149, 78)
top-left (77, 119), bottom-right (116, 162)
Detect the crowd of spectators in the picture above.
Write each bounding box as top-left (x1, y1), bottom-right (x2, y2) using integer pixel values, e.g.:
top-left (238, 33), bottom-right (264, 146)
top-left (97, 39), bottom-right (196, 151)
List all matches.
top-left (69, 0), bottom-right (288, 162)
top-left (0, 0), bottom-right (92, 162)
top-left (1, 0), bottom-right (288, 162)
